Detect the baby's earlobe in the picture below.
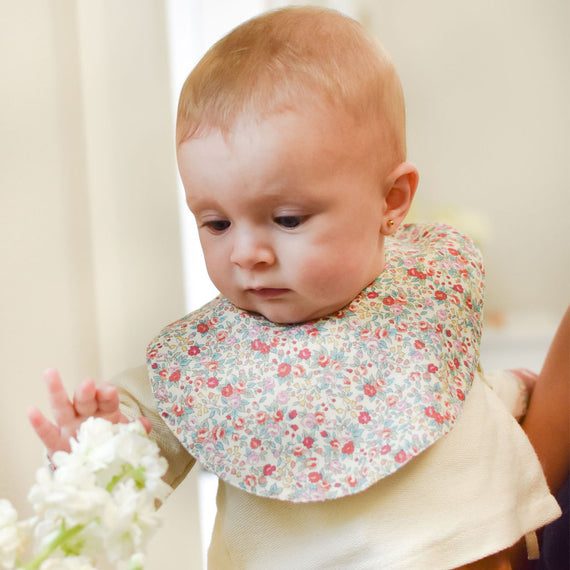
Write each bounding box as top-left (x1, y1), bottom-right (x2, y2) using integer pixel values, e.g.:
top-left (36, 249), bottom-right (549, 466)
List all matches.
top-left (380, 218), bottom-right (397, 236)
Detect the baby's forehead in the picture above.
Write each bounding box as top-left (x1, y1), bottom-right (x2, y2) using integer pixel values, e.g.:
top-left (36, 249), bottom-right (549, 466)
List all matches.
top-left (196, 98), bottom-right (377, 151)
top-left (179, 103), bottom-right (391, 204)
top-left (188, 100), bottom-right (401, 184)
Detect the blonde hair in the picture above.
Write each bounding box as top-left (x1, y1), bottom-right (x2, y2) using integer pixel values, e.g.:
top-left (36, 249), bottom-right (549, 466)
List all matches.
top-left (176, 6), bottom-right (406, 163)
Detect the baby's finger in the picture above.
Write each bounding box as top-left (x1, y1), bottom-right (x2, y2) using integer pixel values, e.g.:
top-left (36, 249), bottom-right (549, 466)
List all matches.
top-left (95, 385), bottom-right (151, 431)
top-left (97, 384), bottom-right (119, 414)
top-left (73, 378), bottom-right (98, 417)
top-left (44, 368), bottom-right (76, 427)
top-left (138, 416), bottom-right (152, 434)
top-left (27, 406), bottom-right (69, 453)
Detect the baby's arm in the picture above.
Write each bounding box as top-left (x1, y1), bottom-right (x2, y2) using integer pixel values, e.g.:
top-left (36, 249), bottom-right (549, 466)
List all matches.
top-left (27, 367), bottom-right (151, 456)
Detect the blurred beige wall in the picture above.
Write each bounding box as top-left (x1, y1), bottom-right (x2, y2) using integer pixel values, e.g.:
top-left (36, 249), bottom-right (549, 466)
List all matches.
top-left (0, 1), bottom-right (202, 568)
top-left (360, 0), bottom-right (569, 320)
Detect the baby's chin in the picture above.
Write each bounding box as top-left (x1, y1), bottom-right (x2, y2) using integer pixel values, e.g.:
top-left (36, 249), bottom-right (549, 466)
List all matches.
top-left (236, 298), bottom-right (350, 325)
top-left (242, 285), bottom-right (378, 324)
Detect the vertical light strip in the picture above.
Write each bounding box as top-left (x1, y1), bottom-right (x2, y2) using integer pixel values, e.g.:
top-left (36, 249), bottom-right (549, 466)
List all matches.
top-left (165, 0), bottom-right (218, 314)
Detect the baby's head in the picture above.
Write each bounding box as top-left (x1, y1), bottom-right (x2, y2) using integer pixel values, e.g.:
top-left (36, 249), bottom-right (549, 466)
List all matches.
top-left (176, 6), bottom-right (418, 324)
top-left (177, 6), bottom-right (407, 166)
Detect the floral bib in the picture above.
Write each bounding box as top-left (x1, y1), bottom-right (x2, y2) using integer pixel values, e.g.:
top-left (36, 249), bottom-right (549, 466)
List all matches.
top-left (147, 224), bottom-right (484, 502)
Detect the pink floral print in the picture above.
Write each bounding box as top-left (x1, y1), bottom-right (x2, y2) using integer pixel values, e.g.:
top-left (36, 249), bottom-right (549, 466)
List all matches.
top-left (147, 223), bottom-right (484, 502)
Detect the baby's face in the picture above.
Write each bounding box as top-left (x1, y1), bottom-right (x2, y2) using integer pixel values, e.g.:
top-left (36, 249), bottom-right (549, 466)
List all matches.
top-left (178, 107), bottom-right (389, 323)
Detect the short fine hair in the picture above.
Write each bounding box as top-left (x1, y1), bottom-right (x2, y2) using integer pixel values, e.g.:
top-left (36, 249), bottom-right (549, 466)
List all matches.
top-left (176, 6), bottom-right (406, 162)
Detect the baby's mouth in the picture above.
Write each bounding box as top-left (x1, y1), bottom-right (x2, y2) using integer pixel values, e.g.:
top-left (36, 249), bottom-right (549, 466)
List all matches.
top-left (247, 288), bottom-right (290, 298)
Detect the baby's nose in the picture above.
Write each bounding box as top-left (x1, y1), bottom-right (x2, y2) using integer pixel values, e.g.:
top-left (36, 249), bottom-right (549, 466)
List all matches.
top-left (230, 230), bottom-right (276, 268)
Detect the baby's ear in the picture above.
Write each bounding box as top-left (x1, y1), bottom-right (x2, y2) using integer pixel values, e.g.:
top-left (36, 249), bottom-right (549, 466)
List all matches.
top-left (380, 162), bottom-right (419, 235)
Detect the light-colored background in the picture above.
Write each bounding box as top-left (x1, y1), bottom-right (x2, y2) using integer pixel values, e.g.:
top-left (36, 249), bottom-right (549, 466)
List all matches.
top-left (1, 1), bottom-right (567, 568)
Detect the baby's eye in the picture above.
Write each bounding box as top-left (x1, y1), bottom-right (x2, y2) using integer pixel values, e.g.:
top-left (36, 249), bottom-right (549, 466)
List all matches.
top-left (204, 220), bottom-right (231, 232)
top-left (274, 215), bottom-right (306, 229)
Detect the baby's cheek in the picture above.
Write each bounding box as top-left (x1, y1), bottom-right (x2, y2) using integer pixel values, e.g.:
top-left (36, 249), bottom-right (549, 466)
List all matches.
top-left (298, 259), bottom-right (350, 297)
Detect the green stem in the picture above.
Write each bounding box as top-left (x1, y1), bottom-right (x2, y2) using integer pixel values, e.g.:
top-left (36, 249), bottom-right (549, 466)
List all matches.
top-left (106, 464), bottom-right (146, 492)
top-left (23, 523), bottom-right (85, 570)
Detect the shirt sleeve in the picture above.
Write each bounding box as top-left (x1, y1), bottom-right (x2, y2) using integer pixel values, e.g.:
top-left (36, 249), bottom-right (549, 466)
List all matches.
top-left (482, 368), bottom-right (529, 421)
top-left (110, 364), bottom-right (196, 489)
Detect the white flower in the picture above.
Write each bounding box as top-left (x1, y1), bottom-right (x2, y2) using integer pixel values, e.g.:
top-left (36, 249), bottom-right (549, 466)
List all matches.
top-left (1, 418), bottom-right (171, 569)
top-left (0, 499), bottom-right (21, 569)
top-left (126, 552), bottom-right (145, 570)
top-left (39, 555), bottom-right (96, 569)
top-left (0, 500), bottom-right (36, 570)
top-left (103, 479), bottom-right (165, 562)
top-left (28, 466), bottom-right (109, 529)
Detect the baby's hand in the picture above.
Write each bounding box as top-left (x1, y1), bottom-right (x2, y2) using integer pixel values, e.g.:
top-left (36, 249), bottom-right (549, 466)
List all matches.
top-left (509, 368), bottom-right (538, 395)
top-left (27, 368), bottom-right (151, 457)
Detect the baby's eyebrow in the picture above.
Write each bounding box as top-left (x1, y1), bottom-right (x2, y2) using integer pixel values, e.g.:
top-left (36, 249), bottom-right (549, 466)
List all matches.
top-left (256, 186), bottom-right (326, 206)
top-left (186, 183), bottom-right (328, 217)
top-left (185, 194), bottom-right (220, 211)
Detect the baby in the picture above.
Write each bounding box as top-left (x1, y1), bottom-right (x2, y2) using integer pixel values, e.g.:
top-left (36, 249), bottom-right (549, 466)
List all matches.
top-left (29, 7), bottom-right (561, 569)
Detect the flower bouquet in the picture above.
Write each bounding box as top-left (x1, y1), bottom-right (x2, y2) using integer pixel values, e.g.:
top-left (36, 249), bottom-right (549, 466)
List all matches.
top-left (0, 418), bottom-right (171, 569)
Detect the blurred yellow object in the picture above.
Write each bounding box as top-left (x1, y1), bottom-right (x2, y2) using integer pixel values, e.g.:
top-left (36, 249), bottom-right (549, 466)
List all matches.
top-left (406, 202), bottom-right (490, 250)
